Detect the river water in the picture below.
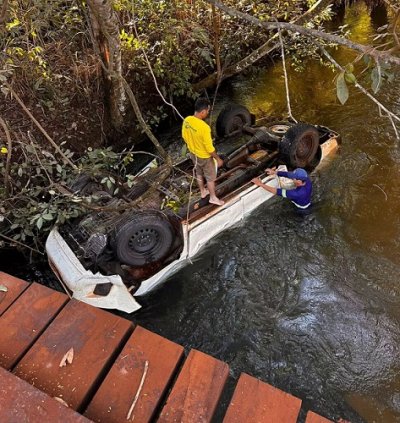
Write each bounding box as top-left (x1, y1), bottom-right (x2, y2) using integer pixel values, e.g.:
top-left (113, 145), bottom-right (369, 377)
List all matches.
top-left (2, 2), bottom-right (400, 422)
top-left (135, 3), bottom-right (400, 422)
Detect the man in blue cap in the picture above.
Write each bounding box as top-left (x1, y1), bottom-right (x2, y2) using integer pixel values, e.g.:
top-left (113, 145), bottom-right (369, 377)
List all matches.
top-left (252, 167), bottom-right (312, 210)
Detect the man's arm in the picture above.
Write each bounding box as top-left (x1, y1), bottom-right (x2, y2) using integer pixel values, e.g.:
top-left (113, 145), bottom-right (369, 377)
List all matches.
top-left (266, 167), bottom-right (289, 179)
top-left (202, 124), bottom-right (224, 167)
top-left (210, 150), bottom-right (224, 168)
top-left (251, 178), bottom-right (277, 195)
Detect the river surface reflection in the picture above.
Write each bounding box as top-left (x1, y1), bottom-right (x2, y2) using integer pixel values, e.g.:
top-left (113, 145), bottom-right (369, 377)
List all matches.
top-left (135, 2), bottom-right (400, 422)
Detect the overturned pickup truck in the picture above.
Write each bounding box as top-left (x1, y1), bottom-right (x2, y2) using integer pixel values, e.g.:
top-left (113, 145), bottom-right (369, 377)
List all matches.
top-left (46, 104), bottom-right (341, 313)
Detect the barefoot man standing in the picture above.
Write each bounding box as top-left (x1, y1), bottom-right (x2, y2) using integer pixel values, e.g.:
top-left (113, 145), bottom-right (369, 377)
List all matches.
top-left (182, 98), bottom-right (224, 206)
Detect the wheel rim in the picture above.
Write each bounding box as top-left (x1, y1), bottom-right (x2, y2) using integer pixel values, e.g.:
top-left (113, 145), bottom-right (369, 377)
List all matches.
top-left (269, 124), bottom-right (290, 134)
top-left (128, 228), bottom-right (159, 254)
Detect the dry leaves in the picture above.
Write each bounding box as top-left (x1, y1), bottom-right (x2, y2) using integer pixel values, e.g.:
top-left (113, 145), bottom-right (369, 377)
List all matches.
top-left (59, 347), bottom-right (74, 367)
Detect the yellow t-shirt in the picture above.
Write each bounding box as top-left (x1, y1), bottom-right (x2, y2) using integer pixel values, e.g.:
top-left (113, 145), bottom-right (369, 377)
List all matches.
top-left (182, 116), bottom-right (215, 159)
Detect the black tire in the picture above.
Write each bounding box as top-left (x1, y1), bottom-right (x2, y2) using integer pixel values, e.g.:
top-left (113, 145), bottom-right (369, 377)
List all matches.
top-left (279, 123), bottom-right (319, 168)
top-left (307, 145), bottom-right (322, 170)
top-left (114, 211), bottom-right (174, 266)
top-left (215, 104), bottom-right (252, 138)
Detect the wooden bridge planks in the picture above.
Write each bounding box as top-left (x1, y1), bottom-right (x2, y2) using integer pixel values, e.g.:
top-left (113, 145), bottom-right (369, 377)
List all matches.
top-left (0, 271), bottom-right (30, 316)
top-left (0, 272), bottom-right (336, 422)
top-left (13, 299), bottom-right (133, 412)
top-left (84, 325), bottom-right (184, 423)
top-left (305, 410), bottom-right (333, 423)
top-left (0, 282), bottom-right (68, 370)
top-left (158, 349), bottom-right (229, 423)
top-left (223, 373), bottom-right (302, 423)
top-left (0, 366), bottom-right (92, 423)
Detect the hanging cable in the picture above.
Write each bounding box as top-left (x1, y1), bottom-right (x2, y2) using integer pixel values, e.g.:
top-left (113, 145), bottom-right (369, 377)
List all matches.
top-left (277, 25), bottom-right (297, 123)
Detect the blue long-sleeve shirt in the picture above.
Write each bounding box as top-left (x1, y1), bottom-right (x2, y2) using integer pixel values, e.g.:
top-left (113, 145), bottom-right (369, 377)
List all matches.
top-left (276, 171), bottom-right (312, 209)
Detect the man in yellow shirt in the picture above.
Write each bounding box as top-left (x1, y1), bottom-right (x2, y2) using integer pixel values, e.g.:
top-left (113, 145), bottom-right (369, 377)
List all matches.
top-left (182, 98), bottom-right (224, 206)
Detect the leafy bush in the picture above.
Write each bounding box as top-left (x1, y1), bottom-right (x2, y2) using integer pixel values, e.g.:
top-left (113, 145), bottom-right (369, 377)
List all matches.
top-left (0, 138), bottom-right (136, 252)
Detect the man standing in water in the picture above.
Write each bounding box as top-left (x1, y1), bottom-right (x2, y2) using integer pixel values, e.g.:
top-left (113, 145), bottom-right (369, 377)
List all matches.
top-left (182, 98), bottom-right (224, 206)
top-left (252, 167), bottom-right (312, 211)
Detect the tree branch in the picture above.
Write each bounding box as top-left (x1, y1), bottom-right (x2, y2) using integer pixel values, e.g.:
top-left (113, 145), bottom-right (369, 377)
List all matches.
top-left (119, 77), bottom-right (171, 165)
top-left (0, 116), bottom-right (12, 196)
top-left (0, 0), bottom-right (8, 24)
top-left (0, 233), bottom-right (44, 255)
top-left (131, 8), bottom-right (184, 121)
top-left (320, 47), bottom-right (400, 138)
top-left (205, 0), bottom-right (400, 67)
top-left (194, 0), bottom-right (334, 91)
top-left (392, 9), bottom-right (400, 51)
top-left (28, 132), bottom-right (55, 186)
top-left (5, 83), bottom-right (77, 169)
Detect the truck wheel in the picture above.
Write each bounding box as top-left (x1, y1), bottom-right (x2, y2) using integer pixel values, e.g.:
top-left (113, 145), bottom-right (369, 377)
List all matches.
top-left (216, 104), bottom-right (252, 138)
top-left (279, 123), bottom-right (319, 168)
top-left (114, 212), bottom-right (174, 267)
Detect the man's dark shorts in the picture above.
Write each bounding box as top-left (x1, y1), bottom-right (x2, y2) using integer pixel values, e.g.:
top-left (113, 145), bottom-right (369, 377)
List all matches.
top-left (189, 153), bottom-right (216, 182)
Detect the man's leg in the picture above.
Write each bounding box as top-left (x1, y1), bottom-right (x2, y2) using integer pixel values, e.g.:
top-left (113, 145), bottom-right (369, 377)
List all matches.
top-left (203, 158), bottom-right (224, 206)
top-left (191, 153), bottom-right (209, 198)
top-left (207, 180), bottom-right (224, 206)
top-left (196, 175), bottom-right (209, 198)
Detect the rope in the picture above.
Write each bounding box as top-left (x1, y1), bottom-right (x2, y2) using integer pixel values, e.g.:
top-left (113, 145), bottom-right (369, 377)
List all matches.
top-left (277, 26), bottom-right (297, 123)
top-left (184, 154), bottom-right (197, 263)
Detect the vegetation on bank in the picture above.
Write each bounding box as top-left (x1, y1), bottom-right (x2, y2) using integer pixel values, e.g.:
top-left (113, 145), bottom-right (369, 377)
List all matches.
top-left (0, 0), bottom-right (398, 253)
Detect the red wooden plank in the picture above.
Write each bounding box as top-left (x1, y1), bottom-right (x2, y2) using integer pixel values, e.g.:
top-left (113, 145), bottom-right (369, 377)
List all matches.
top-left (223, 373), bottom-right (302, 423)
top-left (306, 411), bottom-right (333, 423)
top-left (84, 325), bottom-right (184, 423)
top-left (13, 299), bottom-right (133, 412)
top-left (0, 282), bottom-right (68, 370)
top-left (0, 366), bottom-right (92, 422)
top-left (0, 271), bottom-right (29, 316)
top-left (158, 349), bottom-right (229, 423)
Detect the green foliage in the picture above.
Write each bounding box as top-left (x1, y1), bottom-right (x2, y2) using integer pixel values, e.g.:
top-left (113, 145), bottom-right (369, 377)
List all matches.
top-left (116, 0), bottom-right (321, 104)
top-left (0, 0), bottom-right (93, 109)
top-left (1, 0), bottom-right (338, 133)
top-left (334, 63), bottom-right (357, 105)
top-left (362, 55), bottom-right (394, 94)
top-left (332, 51), bottom-right (395, 105)
top-left (0, 139), bottom-right (136, 253)
top-left (336, 71), bottom-right (349, 105)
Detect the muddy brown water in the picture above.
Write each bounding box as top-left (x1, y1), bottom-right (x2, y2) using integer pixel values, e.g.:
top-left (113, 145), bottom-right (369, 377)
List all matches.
top-left (2, 2), bottom-right (400, 422)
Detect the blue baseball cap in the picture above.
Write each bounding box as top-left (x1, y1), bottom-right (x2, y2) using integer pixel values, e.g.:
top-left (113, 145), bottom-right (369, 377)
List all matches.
top-left (287, 168), bottom-right (308, 181)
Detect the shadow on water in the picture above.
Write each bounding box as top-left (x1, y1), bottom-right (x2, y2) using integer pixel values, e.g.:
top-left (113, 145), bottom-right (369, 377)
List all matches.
top-left (3, 1), bottom-right (400, 422)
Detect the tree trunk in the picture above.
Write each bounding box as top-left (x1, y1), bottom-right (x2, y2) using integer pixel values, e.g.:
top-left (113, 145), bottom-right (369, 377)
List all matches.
top-left (87, 0), bottom-right (127, 133)
top-left (0, 0), bottom-right (9, 24)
